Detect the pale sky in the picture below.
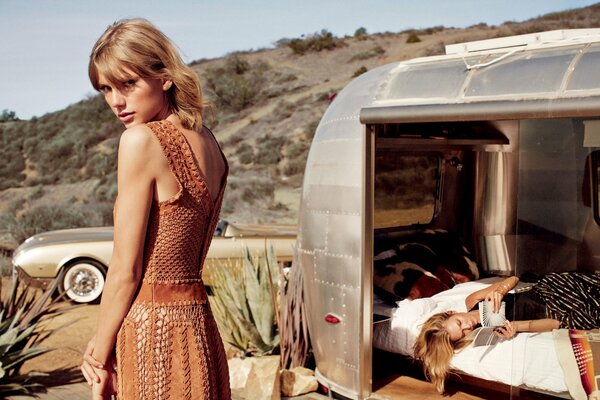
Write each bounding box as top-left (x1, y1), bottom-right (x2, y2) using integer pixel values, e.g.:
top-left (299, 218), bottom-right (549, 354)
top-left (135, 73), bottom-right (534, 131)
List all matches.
top-left (0, 0), bottom-right (598, 119)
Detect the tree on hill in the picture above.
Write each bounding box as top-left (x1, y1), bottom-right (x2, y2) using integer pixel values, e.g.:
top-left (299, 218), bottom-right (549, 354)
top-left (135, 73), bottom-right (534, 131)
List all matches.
top-left (0, 109), bottom-right (18, 122)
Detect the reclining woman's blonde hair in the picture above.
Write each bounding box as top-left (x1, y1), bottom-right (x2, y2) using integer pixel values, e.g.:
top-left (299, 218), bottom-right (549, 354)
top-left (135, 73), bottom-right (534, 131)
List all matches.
top-left (413, 312), bottom-right (472, 393)
top-left (89, 18), bottom-right (205, 131)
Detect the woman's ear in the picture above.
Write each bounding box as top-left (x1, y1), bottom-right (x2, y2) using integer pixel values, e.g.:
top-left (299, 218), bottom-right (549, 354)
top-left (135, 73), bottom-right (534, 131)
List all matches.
top-left (162, 80), bottom-right (173, 91)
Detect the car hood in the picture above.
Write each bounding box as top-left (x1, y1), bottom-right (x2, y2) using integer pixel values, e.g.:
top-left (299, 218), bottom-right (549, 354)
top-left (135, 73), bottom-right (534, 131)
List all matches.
top-left (226, 222), bottom-right (297, 237)
top-left (15, 226), bottom-right (114, 253)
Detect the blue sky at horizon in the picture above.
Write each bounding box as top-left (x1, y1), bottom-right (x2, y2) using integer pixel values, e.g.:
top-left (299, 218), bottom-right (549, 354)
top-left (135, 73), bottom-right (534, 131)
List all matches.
top-left (0, 0), bottom-right (598, 119)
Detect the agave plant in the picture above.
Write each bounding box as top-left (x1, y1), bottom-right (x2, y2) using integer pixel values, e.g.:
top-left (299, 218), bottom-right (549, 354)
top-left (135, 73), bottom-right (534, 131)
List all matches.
top-left (0, 275), bottom-right (79, 396)
top-left (208, 243), bottom-right (280, 355)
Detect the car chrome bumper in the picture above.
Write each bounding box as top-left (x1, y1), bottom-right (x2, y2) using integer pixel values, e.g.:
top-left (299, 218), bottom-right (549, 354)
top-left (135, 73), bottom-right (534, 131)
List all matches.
top-left (14, 266), bottom-right (54, 289)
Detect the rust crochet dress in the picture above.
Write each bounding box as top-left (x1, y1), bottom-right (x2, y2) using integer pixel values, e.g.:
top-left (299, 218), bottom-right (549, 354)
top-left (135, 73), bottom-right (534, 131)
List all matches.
top-left (114, 120), bottom-right (230, 399)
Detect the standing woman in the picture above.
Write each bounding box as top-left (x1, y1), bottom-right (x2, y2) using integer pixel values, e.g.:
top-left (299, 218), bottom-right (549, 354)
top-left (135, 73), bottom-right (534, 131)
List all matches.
top-left (80, 19), bottom-right (230, 399)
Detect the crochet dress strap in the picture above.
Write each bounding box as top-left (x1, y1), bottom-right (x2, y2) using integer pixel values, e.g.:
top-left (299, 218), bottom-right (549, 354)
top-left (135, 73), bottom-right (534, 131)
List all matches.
top-left (146, 120), bottom-right (214, 214)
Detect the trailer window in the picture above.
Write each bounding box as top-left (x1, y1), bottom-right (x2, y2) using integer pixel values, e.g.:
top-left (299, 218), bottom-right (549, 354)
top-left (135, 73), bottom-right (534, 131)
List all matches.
top-left (374, 153), bottom-right (439, 228)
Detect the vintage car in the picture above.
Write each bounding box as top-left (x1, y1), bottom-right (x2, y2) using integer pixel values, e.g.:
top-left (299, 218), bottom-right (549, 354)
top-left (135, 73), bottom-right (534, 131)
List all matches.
top-left (12, 219), bottom-right (296, 303)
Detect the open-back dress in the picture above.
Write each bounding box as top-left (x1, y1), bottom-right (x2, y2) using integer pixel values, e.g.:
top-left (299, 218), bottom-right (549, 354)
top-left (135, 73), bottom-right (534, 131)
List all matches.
top-left (114, 120), bottom-right (230, 399)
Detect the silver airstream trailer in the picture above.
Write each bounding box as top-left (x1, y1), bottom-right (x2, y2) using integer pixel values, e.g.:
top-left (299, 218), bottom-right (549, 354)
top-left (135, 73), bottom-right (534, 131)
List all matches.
top-left (298, 30), bottom-right (600, 399)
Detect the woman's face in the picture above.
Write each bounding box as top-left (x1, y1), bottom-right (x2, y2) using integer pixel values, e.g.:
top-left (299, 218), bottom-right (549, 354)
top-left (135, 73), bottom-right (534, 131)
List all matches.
top-left (442, 311), bottom-right (479, 341)
top-left (97, 70), bottom-right (170, 127)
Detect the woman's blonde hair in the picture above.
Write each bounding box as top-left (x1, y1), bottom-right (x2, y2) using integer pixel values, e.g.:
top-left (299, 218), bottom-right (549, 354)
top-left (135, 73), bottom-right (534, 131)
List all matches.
top-left (413, 312), bottom-right (471, 393)
top-left (89, 18), bottom-right (205, 131)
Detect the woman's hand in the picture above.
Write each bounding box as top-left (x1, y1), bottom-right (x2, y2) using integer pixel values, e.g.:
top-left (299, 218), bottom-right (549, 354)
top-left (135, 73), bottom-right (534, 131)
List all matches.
top-left (81, 336), bottom-right (117, 390)
top-left (91, 367), bottom-right (117, 400)
top-left (484, 290), bottom-right (503, 313)
top-left (494, 321), bottom-right (516, 340)
top-left (81, 336), bottom-right (104, 386)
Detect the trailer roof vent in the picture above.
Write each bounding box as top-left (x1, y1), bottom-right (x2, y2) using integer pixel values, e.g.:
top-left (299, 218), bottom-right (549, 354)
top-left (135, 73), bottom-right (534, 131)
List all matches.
top-left (445, 29), bottom-right (600, 55)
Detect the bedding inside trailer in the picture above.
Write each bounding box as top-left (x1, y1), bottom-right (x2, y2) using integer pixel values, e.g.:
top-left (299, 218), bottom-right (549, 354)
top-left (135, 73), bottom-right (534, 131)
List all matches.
top-left (369, 118), bottom-right (600, 399)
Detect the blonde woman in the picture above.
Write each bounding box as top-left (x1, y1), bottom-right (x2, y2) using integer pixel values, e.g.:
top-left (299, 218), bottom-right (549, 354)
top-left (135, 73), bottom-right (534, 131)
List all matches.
top-left (414, 272), bottom-right (599, 393)
top-left (79, 19), bottom-right (230, 399)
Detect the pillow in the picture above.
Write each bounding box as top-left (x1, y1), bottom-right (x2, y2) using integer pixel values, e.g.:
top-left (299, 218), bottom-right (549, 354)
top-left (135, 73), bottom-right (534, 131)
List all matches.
top-left (389, 297), bottom-right (438, 355)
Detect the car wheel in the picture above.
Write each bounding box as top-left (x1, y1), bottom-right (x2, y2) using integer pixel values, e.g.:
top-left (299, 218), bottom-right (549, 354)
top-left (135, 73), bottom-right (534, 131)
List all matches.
top-left (60, 260), bottom-right (106, 303)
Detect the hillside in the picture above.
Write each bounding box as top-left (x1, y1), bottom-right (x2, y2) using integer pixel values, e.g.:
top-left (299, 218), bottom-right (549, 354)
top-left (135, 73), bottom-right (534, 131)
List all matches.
top-left (1, 3), bottom-right (600, 251)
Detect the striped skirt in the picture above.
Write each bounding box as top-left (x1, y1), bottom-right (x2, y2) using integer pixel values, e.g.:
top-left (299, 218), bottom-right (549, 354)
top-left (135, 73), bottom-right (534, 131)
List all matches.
top-left (534, 272), bottom-right (600, 330)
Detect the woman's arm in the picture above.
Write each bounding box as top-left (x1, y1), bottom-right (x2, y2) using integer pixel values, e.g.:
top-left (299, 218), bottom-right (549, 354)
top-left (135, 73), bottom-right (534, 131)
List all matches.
top-left (91, 126), bottom-right (155, 365)
top-left (513, 319), bottom-right (560, 333)
top-left (494, 318), bottom-right (559, 340)
top-left (465, 276), bottom-right (519, 312)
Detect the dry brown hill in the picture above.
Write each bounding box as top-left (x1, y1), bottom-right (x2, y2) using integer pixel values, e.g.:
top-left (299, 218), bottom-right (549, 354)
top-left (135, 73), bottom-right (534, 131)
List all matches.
top-left (1, 3), bottom-right (600, 253)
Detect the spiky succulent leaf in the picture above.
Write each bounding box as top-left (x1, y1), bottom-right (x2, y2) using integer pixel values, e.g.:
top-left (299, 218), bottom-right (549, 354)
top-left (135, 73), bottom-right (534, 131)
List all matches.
top-left (208, 244), bottom-right (281, 355)
top-left (0, 275), bottom-right (80, 395)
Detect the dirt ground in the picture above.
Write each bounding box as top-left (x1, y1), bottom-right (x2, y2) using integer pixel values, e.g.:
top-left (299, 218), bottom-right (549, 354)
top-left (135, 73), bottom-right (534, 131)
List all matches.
top-left (22, 302), bottom-right (98, 385)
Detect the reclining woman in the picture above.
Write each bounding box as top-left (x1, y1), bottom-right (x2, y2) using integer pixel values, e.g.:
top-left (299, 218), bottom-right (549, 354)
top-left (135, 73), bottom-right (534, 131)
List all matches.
top-left (413, 272), bottom-right (600, 393)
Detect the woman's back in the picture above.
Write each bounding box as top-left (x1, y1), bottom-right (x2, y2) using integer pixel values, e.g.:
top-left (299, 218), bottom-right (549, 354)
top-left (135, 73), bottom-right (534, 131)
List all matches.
top-left (115, 119), bottom-right (231, 399)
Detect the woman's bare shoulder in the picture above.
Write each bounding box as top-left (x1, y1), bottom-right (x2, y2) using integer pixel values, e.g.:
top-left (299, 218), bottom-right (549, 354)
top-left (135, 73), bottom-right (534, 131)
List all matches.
top-left (119, 124), bottom-right (154, 147)
top-left (116, 124), bottom-right (167, 175)
top-left (118, 124), bottom-right (165, 156)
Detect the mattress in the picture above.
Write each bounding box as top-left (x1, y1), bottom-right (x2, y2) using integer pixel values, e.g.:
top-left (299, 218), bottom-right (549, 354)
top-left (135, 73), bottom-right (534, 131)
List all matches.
top-left (372, 279), bottom-right (569, 394)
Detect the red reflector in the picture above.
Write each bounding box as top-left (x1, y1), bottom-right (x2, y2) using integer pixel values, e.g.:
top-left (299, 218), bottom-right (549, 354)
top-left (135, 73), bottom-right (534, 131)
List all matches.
top-left (324, 314), bottom-right (341, 324)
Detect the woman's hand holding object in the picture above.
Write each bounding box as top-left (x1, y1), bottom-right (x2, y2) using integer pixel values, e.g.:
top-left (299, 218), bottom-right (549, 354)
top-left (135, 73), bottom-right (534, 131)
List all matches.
top-left (485, 290), bottom-right (503, 313)
top-left (494, 321), bottom-right (516, 340)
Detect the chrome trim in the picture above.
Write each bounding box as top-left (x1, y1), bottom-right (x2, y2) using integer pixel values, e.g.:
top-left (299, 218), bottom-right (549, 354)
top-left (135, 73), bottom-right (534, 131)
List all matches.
top-left (360, 97), bottom-right (600, 124)
top-left (360, 125), bottom-right (374, 399)
top-left (14, 266), bottom-right (53, 289)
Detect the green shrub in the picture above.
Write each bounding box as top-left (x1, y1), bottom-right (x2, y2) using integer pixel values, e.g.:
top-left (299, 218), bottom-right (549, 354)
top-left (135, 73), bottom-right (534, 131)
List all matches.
top-left (348, 46), bottom-right (385, 62)
top-left (226, 55), bottom-right (250, 74)
top-left (84, 152), bottom-right (115, 179)
top-left (285, 141), bottom-right (308, 160)
top-left (205, 56), bottom-right (269, 112)
top-left (316, 92), bottom-right (330, 102)
top-left (0, 109), bottom-right (18, 122)
top-left (0, 95), bottom-right (121, 190)
top-left (283, 157), bottom-right (306, 176)
top-left (27, 186), bottom-right (45, 201)
top-left (354, 27), bottom-right (368, 40)
top-left (255, 135), bottom-right (285, 165)
top-left (4, 204), bottom-right (96, 244)
top-left (234, 179), bottom-right (275, 205)
top-left (236, 143), bottom-right (254, 165)
top-left (287, 29), bottom-right (343, 55)
top-left (352, 66), bottom-right (368, 78)
top-left (274, 100), bottom-right (295, 120)
top-left (406, 32), bottom-right (422, 43)
top-left (94, 175), bottom-right (118, 202)
top-left (277, 74), bottom-right (298, 83)
top-left (304, 119), bottom-right (320, 140)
